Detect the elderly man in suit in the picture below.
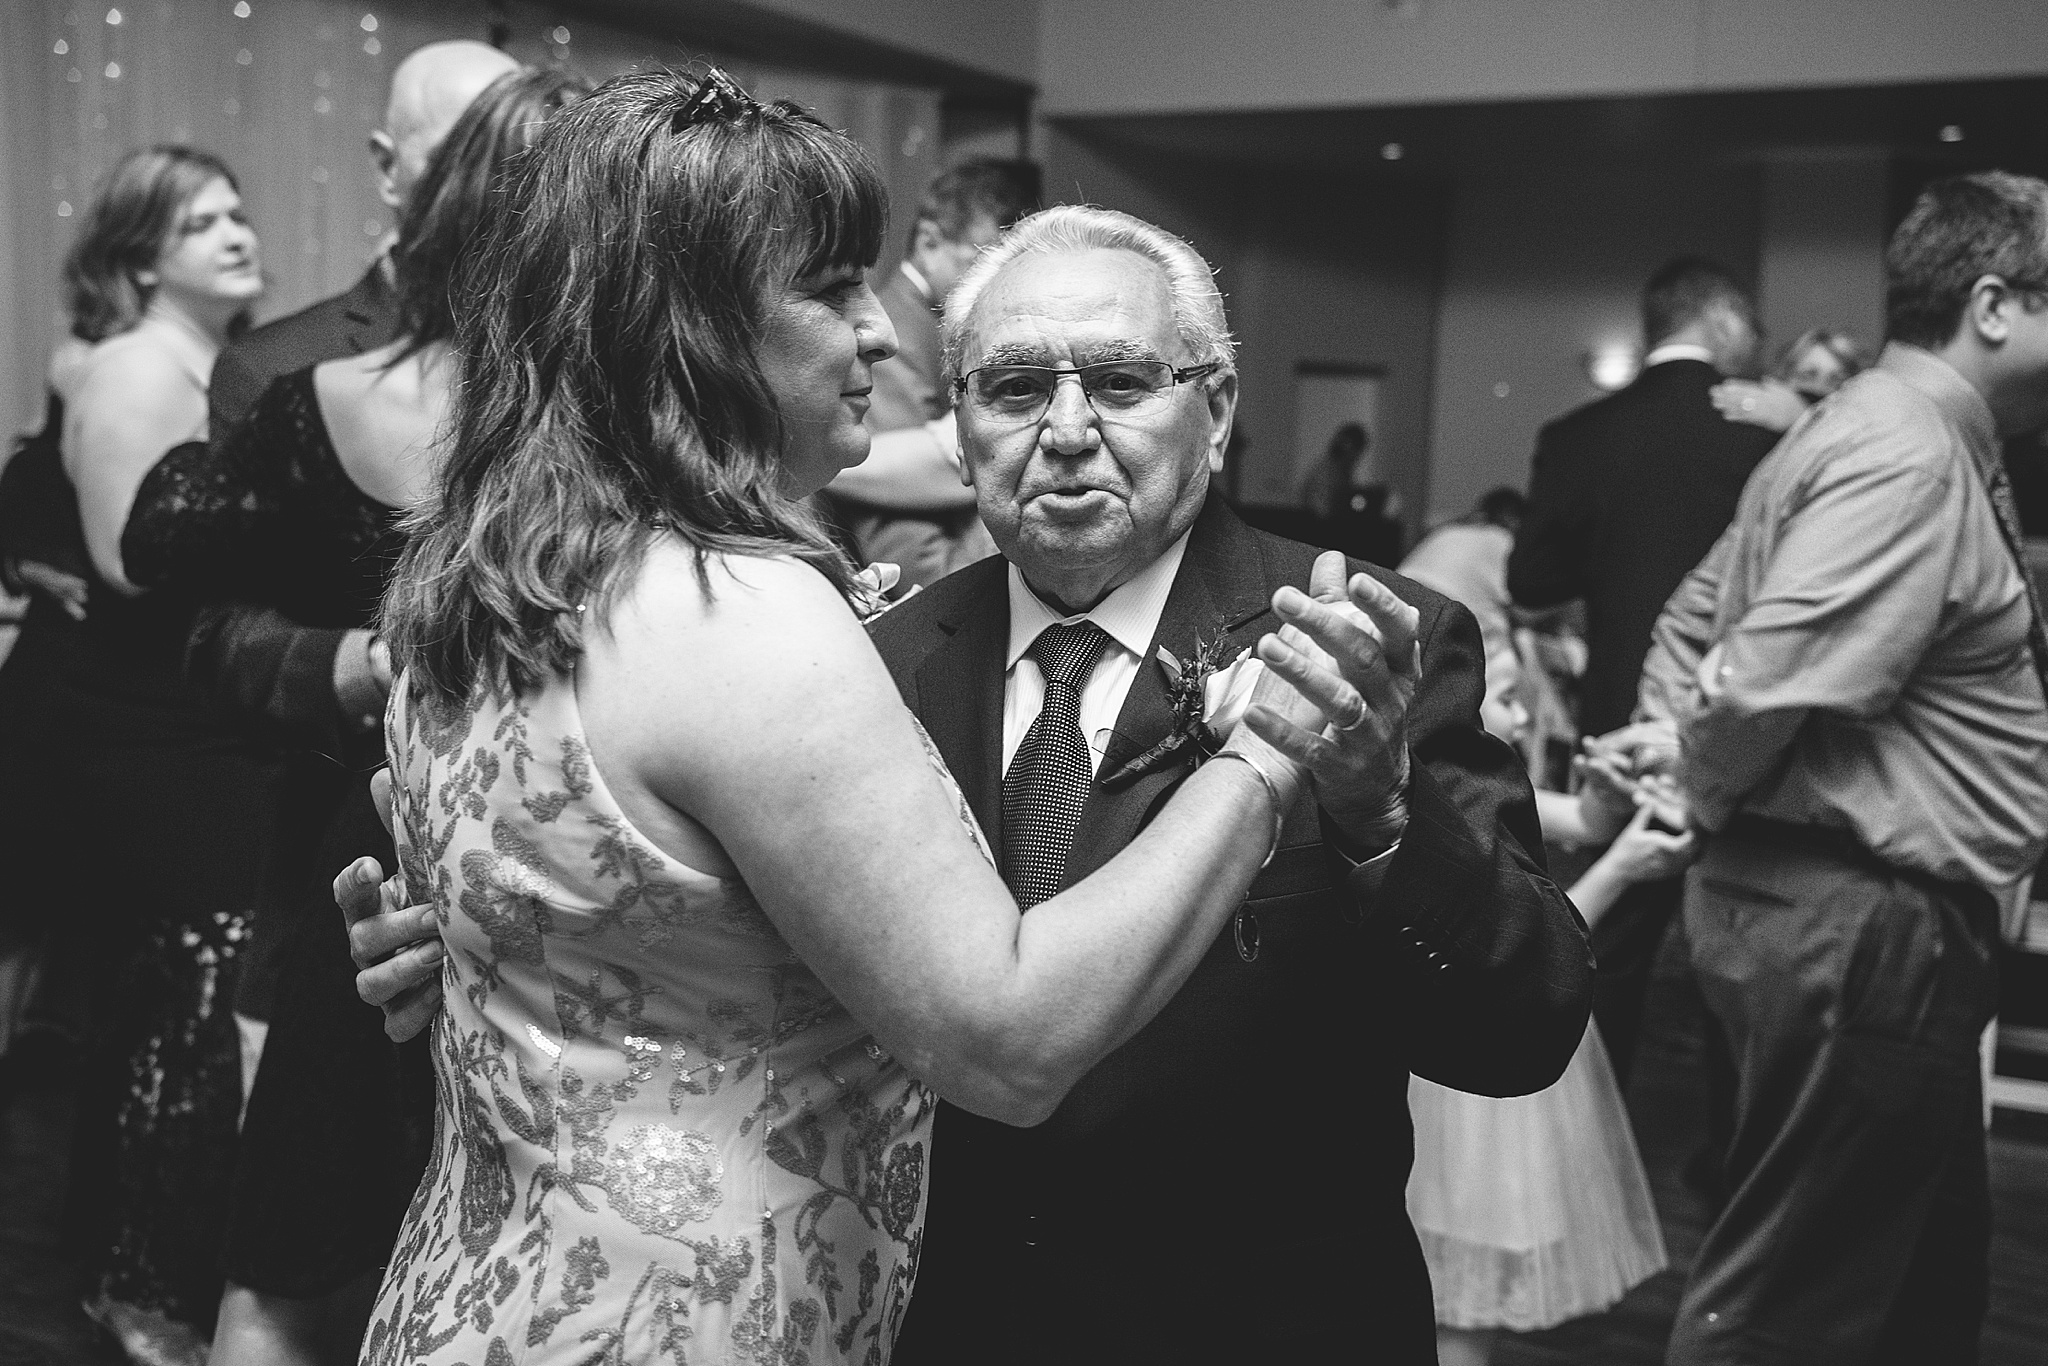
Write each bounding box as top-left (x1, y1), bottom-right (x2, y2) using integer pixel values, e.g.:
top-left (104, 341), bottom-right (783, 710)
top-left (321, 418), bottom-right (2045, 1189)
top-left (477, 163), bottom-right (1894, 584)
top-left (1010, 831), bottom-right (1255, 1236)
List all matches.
top-left (1509, 257), bottom-right (1778, 1084)
top-left (822, 160), bottom-right (1037, 590)
top-left (346, 206), bottom-right (1591, 1363)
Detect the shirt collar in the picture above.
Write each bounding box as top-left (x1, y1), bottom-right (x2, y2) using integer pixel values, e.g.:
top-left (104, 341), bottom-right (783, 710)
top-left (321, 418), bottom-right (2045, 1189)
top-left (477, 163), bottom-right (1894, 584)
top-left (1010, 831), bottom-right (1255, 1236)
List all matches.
top-left (898, 259), bottom-right (935, 307)
top-left (1643, 342), bottom-right (1717, 369)
top-left (1875, 342), bottom-right (2001, 478)
top-left (1005, 530), bottom-right (1193, 672)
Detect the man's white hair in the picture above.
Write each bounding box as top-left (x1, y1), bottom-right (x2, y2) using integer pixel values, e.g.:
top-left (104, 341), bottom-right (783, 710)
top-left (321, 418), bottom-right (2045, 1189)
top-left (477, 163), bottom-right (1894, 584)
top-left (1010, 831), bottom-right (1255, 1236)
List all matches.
top-left (939, 205), bottom-right (1237, 384)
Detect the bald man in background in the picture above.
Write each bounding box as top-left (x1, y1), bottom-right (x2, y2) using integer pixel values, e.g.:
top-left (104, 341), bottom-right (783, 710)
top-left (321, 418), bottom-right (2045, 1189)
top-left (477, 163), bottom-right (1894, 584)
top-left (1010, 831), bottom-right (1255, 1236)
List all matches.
top-left (207, 38), bottom-right (519, 428)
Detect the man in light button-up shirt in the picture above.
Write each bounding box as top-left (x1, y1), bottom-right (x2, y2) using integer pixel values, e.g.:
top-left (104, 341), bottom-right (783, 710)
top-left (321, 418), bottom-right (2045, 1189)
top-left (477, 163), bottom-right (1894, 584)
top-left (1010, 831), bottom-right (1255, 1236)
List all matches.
top-left (1638, 171), bottom-right (2048, 1366)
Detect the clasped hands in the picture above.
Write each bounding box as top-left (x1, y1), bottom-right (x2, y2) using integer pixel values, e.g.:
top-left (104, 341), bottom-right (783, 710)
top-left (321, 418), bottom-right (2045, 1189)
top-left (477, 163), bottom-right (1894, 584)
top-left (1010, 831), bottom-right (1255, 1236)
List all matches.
top-left (1575, 719), bottom-right (1688, 846)
top-left (338, 549), bottom-right (1422, 1042)
top-left (1238, 550), bottom-right (1417, 856)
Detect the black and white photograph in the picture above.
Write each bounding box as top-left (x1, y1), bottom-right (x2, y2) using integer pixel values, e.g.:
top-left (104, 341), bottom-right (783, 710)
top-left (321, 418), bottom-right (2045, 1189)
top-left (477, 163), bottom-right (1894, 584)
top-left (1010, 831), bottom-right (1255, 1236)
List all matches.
top-left (2, 2), bottom-right (2047, 1363)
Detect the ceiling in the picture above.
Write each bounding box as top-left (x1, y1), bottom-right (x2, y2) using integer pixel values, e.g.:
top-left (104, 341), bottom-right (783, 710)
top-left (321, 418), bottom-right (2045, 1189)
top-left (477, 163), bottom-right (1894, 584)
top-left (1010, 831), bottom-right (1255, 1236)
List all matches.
top-left (1051, 75), bottom-right (2048, 183)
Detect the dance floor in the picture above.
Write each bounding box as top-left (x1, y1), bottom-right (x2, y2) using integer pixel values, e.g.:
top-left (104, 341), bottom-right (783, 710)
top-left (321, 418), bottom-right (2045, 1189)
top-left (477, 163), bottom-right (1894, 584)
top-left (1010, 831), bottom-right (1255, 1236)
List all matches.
top-left (3, 1050), bottom-right (2046, 1363)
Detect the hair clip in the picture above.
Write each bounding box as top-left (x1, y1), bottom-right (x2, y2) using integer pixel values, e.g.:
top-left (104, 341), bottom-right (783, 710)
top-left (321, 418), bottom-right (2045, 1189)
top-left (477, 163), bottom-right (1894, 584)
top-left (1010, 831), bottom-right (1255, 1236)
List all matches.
top-left (672, 66), bottom-right (756, 132)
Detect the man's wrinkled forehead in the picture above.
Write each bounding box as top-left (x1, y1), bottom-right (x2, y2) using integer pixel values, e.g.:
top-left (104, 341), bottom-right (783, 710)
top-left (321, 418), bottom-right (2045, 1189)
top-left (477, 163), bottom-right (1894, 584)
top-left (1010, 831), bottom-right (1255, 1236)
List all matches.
top-left (962, 246), bottom-right (1180, 368)
top-left (977, 337), bottom-right (1163, 368)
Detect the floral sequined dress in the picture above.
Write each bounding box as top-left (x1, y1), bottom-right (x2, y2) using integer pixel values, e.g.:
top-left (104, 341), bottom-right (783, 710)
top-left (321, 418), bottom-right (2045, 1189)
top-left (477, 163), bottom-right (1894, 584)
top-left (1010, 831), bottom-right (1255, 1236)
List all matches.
top-left (366, 667), bottom-right (968, 1365)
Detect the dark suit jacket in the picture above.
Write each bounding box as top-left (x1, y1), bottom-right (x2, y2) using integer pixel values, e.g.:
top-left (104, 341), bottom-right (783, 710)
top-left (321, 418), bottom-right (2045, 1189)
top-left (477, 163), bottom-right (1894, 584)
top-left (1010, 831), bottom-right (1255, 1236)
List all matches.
top-left (1508, 358), bottom-right (1778, 737)
top-left (209, 263), bottom-right (399, 432)
top-left (874, 496), bottom-right (1592, 1364)
top-left (181, 265), bottom-right (401, 750)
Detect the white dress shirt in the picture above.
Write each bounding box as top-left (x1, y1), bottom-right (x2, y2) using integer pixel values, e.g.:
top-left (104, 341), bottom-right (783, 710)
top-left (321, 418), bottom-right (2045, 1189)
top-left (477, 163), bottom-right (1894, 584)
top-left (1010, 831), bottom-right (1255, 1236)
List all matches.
top-left (1642, 341), bottom-right (1717, 369)
top-left (1001, 532), bottom-right (1191, 777)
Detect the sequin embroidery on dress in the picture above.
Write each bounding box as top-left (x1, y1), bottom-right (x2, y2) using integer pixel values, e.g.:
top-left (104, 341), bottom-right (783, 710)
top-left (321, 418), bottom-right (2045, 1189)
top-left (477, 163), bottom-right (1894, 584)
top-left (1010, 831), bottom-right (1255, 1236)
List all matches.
top-left (361, 671), bottom-right (978, 1364)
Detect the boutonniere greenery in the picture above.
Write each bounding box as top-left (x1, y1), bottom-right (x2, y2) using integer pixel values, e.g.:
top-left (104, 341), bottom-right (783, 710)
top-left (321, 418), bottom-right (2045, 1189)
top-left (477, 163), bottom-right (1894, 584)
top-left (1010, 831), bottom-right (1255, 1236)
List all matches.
top-left (1100, 629), bottom-right (1262, 789)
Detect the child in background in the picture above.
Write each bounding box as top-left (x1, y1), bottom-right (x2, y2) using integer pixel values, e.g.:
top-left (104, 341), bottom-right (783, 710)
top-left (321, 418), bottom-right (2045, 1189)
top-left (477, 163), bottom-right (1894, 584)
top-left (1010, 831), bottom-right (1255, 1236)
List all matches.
top-left (1408, 645), bottom-right (1689, 1366)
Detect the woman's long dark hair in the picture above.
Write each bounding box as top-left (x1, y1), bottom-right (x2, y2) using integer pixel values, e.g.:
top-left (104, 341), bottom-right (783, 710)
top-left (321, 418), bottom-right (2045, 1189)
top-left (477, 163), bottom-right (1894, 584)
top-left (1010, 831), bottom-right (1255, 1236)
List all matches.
top-left (63, 145), bottom-right (242, 342)
top-left (383, 69), bottom-right (886, 703)
top-left (389, 66), bottom-right (593, 360)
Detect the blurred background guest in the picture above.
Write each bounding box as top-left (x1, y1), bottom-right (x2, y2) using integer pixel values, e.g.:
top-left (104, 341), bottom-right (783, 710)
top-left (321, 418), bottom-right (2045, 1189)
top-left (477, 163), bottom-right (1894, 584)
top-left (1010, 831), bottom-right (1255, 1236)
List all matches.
top-left (1508, 256), bottom-right (1777, 1086)
top-left (1409, 642), bottom-right (1683, 1366)
top-left (158, 37), bottom-right (518, 1173)
top-left (1711, 326), bottom-right (1871, 433)
top-left (121, 67), bottom-right (588, 1366)
top-left (40, 144), bottom-right (268, 1366)
top-left (1293, 420), bottom-right (1408, 565)
top-left (1400, 485), bottom-right (1579, 782)
top-left (1400, 485), bottom-right (1525, 658)
top-left (820, 158), bottom-right (1038, 590)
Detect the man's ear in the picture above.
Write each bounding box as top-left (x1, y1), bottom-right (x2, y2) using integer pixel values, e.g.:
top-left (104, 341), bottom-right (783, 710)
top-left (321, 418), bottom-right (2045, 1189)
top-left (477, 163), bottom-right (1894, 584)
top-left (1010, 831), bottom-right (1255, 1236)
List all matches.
top-left (369, 131), bottom-right (402, 212)
top-left (1204, 370), bottom-right (1239, 475)
top-left (1968, 274), bottom-right (2019, 346)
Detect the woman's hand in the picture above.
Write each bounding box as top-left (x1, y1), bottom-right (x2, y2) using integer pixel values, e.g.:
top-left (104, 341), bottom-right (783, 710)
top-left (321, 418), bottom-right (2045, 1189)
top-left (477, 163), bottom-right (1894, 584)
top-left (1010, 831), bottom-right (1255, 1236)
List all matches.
top-left (1598, 800), bottom-right (1699, 885)
top-left (1572, 750), bottom-right (1640, 846)
top-left (1710, 378), bottom-right (1809, 433)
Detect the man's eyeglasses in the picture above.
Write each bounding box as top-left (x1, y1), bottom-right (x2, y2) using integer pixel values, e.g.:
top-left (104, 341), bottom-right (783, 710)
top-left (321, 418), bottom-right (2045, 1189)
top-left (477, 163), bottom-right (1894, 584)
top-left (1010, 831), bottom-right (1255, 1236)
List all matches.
top-left (954, 360), bottom-right (1221, 425)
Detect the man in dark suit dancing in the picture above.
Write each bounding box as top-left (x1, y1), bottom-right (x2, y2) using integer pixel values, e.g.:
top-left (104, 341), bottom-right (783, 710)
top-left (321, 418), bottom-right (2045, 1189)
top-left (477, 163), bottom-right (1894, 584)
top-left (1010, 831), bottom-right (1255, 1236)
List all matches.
top-left (1509, 257), bottom-right (1777, 1081)
top-left (347, 206), bottom-right (1591, 1362)
top-left (208, 39), bottom-right (519, 429)
top-left (188, 38), bottom-right (520, 744)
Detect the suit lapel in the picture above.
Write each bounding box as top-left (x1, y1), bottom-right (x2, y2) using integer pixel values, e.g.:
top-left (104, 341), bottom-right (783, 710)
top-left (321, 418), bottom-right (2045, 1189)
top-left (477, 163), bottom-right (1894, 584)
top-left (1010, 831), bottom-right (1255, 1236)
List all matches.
top-left (913, 563), bottom-right (1009, 865)
top-left (1065, 497), bottom-right (1278, 886)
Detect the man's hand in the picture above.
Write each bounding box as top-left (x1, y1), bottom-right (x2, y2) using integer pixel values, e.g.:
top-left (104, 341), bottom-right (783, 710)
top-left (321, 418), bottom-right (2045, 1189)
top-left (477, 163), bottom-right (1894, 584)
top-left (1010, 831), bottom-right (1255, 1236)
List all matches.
top-left (1710, 377), bottom-right (1808, 433)
top-left (335, 767), bottom-right (444, 1042)
top-left (1244, 551), bottom-right (1418, 854)
top-left (1584, 719), bottom-right (1680, 778)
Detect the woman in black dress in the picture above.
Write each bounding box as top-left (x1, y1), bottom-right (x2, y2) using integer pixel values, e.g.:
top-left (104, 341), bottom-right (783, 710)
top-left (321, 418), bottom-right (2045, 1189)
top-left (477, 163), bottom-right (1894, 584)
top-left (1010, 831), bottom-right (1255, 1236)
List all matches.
top-left (44, 145), bottom-right (270, 1365)
top-left (120, 69), bottom-right (589, 1366)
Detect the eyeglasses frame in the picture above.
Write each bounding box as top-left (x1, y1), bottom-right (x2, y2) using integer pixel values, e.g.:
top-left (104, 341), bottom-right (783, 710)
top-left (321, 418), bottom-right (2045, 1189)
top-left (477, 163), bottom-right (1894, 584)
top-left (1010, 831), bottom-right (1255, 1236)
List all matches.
top-left (951, 359), bottom-right (1223, 424)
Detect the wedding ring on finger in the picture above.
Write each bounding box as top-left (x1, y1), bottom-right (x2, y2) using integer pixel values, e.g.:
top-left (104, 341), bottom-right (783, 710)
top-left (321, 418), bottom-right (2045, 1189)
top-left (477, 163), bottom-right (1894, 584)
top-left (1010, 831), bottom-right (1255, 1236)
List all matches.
top-left (1333, 696), bottom-right (1371, 732)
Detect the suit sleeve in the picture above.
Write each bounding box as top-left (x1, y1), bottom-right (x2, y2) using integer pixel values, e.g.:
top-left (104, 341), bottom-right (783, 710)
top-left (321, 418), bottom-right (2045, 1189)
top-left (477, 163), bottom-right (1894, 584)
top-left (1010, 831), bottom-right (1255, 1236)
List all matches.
top-left (184, 600), bottom-right (354, 754)
top-left (1361, 595), bottom-right (1594, 1096)
top-left (1507, 427), bottom-right (1591, 610)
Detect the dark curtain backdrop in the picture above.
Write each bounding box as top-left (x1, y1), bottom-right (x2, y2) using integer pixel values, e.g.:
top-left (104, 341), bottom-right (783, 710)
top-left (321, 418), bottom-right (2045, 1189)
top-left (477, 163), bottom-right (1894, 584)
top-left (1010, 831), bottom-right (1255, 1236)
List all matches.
top-left (0, 0), bottom-right (942, 434)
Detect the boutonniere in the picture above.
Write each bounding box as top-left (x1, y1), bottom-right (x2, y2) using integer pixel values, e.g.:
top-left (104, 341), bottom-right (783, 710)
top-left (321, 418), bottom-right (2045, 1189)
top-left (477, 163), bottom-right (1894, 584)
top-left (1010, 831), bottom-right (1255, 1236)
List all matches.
top-left (1099, 630), bottom-right (1265, 789)
top-left (852, 562), bottom-right (918, 623)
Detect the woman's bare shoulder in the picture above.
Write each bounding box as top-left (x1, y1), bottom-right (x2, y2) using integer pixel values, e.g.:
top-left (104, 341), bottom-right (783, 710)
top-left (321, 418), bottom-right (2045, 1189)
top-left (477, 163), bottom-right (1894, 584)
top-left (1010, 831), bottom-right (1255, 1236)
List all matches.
top-left (68, 328), bottom-right (201, 412)
top-left (623, 540), bottom-right (854, 635)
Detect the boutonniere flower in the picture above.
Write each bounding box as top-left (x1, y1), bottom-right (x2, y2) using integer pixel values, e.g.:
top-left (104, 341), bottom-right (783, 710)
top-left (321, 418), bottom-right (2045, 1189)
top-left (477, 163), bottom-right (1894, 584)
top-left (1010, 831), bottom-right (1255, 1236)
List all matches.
top-left (1100, 630), bottom-right (1265, 788)
top-left (1159, 635), bottom-right (1263, 750)
top-left (852, 562), bottom-right (917, 623)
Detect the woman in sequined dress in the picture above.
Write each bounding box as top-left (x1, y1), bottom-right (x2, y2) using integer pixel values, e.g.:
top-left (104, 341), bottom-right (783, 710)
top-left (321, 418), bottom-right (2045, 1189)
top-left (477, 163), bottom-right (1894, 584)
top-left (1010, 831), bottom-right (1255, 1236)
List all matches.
top-left (41, 145), bottom-right (272, 1365)
top-left (357, 70), bottom-right (1326, 1365)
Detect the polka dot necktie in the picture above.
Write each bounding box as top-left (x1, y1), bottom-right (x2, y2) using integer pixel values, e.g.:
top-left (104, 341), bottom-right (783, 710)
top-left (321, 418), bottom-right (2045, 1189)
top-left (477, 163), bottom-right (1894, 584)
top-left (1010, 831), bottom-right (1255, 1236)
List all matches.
top-left (1002, 621), bottom-right (1113, 909)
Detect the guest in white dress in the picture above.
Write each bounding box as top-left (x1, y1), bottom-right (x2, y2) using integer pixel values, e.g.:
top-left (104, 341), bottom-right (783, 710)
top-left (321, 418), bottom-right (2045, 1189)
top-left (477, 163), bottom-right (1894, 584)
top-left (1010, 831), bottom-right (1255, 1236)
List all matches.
top-left (1407, 645), bottom-right (1685, 1366)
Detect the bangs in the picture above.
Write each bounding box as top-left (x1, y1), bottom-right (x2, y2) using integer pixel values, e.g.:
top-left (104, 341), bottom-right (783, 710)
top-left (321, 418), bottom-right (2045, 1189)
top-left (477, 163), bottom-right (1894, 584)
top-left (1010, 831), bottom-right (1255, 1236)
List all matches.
top-left (765, 107), bottom-right (889, 278)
